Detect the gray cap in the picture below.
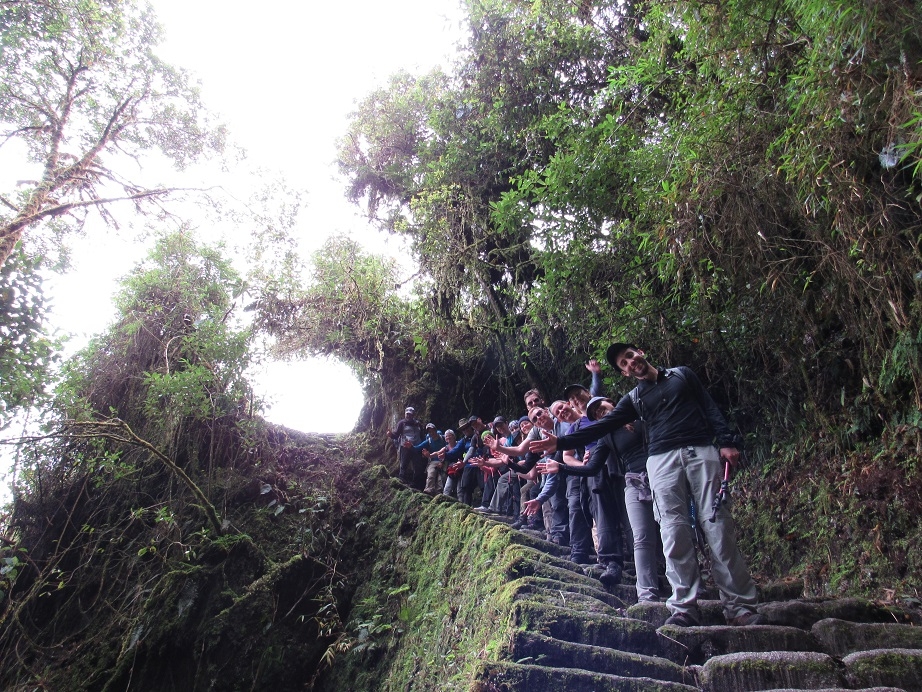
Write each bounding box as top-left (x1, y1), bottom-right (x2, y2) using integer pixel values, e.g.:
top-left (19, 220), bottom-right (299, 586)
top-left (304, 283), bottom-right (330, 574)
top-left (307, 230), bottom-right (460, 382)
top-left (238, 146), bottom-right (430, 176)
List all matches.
top-left (586, 396), bottom-right (613, 421)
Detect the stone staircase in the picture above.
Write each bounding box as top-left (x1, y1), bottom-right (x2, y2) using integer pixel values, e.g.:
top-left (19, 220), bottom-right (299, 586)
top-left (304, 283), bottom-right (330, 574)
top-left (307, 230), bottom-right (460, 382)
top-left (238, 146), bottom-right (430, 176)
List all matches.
top-left (469, 517), bottom-right (922, 691)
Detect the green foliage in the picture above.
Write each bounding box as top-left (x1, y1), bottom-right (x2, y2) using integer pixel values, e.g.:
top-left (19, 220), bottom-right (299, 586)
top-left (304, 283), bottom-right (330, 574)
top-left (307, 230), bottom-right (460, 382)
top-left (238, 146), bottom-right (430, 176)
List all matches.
top-left (255, 236), bottom-right (415, 377)
top-left (0, 0), bottom-right (226, 266)
top-left (59, 231), bottom-right (254, 432)
top-left (0, 247), bottom-right (60, 429)
top-left (336, 0), bottom-right (922, 448)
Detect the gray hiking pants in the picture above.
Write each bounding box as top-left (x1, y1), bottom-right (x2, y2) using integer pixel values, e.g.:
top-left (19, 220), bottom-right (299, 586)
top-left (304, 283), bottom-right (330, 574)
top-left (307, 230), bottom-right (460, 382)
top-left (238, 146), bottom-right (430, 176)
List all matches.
top-left (647, 445), bottom-right (758, 621)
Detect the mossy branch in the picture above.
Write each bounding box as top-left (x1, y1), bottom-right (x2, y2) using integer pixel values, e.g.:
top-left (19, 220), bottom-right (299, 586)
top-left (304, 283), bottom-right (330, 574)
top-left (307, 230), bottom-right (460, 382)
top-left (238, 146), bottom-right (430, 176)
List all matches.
top-left (60, 418), bottom-right (224, 536)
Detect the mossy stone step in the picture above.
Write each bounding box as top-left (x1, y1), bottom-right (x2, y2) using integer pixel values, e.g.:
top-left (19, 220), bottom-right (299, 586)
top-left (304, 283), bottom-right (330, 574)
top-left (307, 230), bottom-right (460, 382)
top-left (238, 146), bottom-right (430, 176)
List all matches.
top-left (759, 598), bottom-right (916, 629)
top-left (625, 600), bottom-right (735, 627)
top-left (842, 647), bottom-right (922, 691)
top-left (763, 687), bottom-right (906, 692)
top-left (500, 548), bottom-right (603, 587)
top-left (471, 660), bottom-right (700, 691)
top-left (506, 630), bottom-right (690, 683)
top-left (697, 650), bottom-right (843, 691)
top-left (656, 623), bottom-right (822, 665)
top-left (515, 591), bottom-right (625, 618)
top-left (757, 579), bottom-right (807, 603)
top-left (627, 600), bottom-right (671, 626)
top-left (506, 527), bottom-right (571, 559)
top-left (513, 601), bottom-right (660, 654)
top-left (811, 618), bottom-right (922, 657)
top-left (507, 575), bottom-right (629, 610)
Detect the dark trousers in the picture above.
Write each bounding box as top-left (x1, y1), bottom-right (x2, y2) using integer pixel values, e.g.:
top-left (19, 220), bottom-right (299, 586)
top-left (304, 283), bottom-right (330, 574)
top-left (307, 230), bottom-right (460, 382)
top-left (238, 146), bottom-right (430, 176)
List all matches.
top-left (568, 475), bottom-right (595, 560)
top-left (399, 446), bottom-right (421, 488)
top-left (549, 475), bottom-right (570, 545)
top-left (459, 465), bottom-right (481, 506)
top-left (589, 471), bottom-right (625, 567)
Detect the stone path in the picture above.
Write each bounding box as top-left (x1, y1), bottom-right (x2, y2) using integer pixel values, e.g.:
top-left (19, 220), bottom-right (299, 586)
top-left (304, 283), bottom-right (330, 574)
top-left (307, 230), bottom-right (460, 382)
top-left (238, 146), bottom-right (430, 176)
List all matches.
top-left (469, 515), bottom-right (922, 691)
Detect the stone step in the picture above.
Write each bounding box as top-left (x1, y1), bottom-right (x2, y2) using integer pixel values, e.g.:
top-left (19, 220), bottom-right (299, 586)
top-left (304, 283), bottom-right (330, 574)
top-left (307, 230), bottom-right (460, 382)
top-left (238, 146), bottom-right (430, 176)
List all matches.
top-left (743, 688), bottom-right (904, 691)
top-left (506, 575), bottom-right (629, 610)
top-left (626, 600), bottom-right (741, 627)
top-left (697, 651), bottom-right (844, 691)
top-left (812, 618), bottom-right (922, 657)
top-left (842, 647), bottom-right (922, 691)
top-left (507, 527), bottom-right (571, 559)
top-left (758, 579), bottom-right (808, 603)
top-left (502, 549), bottom-right (605, 587)
top-left (759, 598), bottom-right (918, 629)
top-left (514, 591), bottom-right (625, 620)
top-left (505, 630), bottom-right (692, 684)
top-left (512, 601), bottom-right (660, 654)
top-left (471, 660), bottom-right (700, 691)
top-left (627, 600), bottom-right (672, 626)
top-left (656, 623), bottom-right (823, 665)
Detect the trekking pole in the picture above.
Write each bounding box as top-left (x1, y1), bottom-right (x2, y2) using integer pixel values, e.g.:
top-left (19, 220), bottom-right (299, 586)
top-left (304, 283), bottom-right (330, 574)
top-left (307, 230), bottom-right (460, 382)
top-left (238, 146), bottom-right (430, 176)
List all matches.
top-left (709, 461), bottom-right (731, 522)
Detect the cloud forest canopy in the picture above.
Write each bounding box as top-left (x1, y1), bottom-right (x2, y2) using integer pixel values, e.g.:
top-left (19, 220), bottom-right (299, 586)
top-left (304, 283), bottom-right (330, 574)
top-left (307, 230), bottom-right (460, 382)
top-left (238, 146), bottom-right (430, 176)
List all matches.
top-left (0, 0), bottom-right (225, 268)
top-left (294, 0), bottom-right (922, 448)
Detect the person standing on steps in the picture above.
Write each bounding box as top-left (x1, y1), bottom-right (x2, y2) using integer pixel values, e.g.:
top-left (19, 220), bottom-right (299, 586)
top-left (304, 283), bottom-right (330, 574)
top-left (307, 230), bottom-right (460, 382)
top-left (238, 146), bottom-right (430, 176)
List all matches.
top-left (548, 396), bottom-right (627, 589)
top-left (531, 342), bottom-right (764, 627)
top-left (540, 396), bottom-right (663, 600)
top-left (387, 406), bottom-right (424, 489)
top-left (416, 423), bottom-right (446, 495)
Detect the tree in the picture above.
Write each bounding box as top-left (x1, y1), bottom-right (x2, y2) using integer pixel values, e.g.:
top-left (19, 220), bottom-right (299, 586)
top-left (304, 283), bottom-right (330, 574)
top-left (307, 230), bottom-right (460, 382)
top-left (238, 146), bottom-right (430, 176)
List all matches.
top-left (0, 0), bottom-right (226, 268)
top-left (337, 0), bottom-right (638, 396)
top-left (0, 247), bottom-right (59, 430)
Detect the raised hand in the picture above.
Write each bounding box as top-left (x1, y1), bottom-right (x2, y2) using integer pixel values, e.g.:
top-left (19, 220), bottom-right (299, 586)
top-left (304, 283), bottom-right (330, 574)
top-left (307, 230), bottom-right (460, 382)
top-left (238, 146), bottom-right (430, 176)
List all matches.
top-left (529, 433), bottom-right (557, 454)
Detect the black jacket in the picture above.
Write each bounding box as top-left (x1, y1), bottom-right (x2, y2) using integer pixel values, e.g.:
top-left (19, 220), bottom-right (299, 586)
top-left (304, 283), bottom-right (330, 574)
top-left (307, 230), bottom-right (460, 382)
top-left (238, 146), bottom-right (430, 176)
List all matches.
top-left (555, 367), bottom-right (735, 456)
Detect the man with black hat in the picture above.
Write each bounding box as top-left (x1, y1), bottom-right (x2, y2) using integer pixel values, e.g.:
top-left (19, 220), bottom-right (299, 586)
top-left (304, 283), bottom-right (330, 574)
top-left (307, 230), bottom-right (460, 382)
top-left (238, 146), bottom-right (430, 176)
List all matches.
top-left (387, 406), bottom-right (424, 489)
top-left (531, 343), bottom-right (763, 627)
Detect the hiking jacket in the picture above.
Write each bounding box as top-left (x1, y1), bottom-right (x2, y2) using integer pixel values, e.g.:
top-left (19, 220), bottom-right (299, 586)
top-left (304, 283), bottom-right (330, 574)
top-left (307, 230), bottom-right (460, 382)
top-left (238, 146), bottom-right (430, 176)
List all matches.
top-left (554, 366), bottom-right (735, 457)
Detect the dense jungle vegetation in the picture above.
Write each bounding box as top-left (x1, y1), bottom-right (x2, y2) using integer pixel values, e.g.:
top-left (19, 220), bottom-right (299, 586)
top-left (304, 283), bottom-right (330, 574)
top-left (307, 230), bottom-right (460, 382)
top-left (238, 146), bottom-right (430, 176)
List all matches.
top-left (1, 0), bottom-right (922, 688)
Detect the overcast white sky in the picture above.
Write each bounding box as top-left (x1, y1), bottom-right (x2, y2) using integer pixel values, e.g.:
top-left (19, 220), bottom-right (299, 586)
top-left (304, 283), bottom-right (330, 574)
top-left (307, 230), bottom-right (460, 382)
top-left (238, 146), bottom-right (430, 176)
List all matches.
top-left (34, 0), bottom-right (467, 433)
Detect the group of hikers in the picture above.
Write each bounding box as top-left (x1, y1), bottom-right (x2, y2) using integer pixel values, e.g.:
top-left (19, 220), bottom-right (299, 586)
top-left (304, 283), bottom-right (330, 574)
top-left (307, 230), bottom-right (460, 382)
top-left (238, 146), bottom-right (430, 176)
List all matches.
top-left (386, 342), bottom-right (764, 628)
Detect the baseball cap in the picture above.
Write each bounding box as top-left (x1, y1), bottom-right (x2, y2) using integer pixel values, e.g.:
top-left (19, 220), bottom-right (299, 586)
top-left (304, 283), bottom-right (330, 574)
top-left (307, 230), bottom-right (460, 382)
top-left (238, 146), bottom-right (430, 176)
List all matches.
top-left (563, 383), bottom-right (588, 400)
top-left (605, 342), bottom-right (639, 369)
top-left (586, 396), bottom-right (613, 421)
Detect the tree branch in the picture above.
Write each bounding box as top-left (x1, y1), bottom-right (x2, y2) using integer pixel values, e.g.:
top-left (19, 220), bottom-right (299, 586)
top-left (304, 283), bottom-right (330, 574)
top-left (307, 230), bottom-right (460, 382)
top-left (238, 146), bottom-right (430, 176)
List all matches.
top-left (25, 419), bottom-right (226, 536)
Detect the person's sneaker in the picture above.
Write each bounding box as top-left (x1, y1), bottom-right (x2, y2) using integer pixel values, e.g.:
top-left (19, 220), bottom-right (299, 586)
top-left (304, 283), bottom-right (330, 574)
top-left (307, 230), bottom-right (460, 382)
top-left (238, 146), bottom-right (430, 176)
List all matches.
top-left (663, 612), bottom-right (699, 627)
top-left (599, 562), bottom-right (623, 587)
top-left (473, 506), bottom-right (490, 513)
top-left (726, 611), bottom-right (766, 626)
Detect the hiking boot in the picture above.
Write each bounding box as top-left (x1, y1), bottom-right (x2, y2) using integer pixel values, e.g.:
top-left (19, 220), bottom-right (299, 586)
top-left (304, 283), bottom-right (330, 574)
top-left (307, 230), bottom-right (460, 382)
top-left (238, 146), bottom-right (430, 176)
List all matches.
top-left (510, 518), bottom-right (525, 530)
top-left (570, 554), bottom-right (595, 565)
top-left (663, 612), bottom-right (699, 627)
top-left (599, 562), bottom-right (623, 587)
top-left (726, 611), bottom-right (766, 626)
